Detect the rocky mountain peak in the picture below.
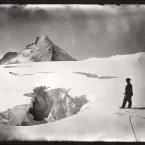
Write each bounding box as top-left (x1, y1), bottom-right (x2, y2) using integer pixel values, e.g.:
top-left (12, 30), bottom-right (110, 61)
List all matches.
top-left (1, 34), bottom-right (77, 65)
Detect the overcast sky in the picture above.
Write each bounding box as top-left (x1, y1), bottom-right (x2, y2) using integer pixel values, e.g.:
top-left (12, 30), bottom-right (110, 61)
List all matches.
top-left (0, 5), bottom-right (145, 60)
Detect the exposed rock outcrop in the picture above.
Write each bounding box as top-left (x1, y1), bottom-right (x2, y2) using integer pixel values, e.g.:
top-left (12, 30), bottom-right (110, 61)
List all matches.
top-left (0, 52), bottom-right (18, 65)
top-left (27, 86), bottom-right (53, 121)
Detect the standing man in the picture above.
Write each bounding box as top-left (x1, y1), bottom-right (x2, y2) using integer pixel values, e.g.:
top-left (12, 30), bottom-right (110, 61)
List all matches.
top-left (120, 78), bottom-right (133, 109)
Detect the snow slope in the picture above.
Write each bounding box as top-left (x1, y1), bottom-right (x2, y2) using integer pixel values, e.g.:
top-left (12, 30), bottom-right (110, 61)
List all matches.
top-left (0, 52), bottom-right (145, 141)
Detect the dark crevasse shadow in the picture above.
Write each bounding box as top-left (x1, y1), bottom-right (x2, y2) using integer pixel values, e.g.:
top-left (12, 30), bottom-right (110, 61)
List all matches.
top-left (9, 72), bottom-right (19, 76)
top-left (74, 72), bottom-right (117, 79)
top-left (36, 72), bottom-right (53, 74)
top-left (98, 76), bottom-right (118, 79)
top-left (20, 72), bottom-right (53, 76)
top-left (74, 72), bottom-right (98, 78)
top-left (9, 71), bottom-right (53, 76)
top-left (20, 74), bottom-right (34, 76)
top-left (9, 72), bottom-right (34, 76)
top-left (3, 66), bottom-right (30, 68)
top-left (119, 107), bottom-right (145, 110)
top-left (131, 107), bottom-right (145, 110)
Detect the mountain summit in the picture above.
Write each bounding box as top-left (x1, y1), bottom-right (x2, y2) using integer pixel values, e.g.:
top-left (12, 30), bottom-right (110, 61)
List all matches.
top-left (0, 34), bottom-right (76, 64)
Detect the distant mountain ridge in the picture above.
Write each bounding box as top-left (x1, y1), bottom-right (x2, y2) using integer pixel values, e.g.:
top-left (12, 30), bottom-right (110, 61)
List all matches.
top-left (0, 34), bottom-right (76, 65)
top-left (83, 52), bottom-right (145, 61)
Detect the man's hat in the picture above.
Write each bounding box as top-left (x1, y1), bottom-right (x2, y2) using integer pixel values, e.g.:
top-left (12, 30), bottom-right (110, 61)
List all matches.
top-left (126, 78), bottom-right (131, 81)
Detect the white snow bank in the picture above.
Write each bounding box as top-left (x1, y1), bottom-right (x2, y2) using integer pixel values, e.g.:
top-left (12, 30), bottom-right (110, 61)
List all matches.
top-left (0, 52), bottom-right (145, 141)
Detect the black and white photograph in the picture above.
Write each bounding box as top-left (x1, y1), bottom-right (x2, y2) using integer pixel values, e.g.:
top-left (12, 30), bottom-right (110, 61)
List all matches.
top-left (0, 4), bottom-right (145, 142)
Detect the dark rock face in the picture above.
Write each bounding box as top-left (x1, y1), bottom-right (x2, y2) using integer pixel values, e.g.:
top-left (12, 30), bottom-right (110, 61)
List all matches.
top-left (28, 86), bottom-right (53, 121)
top-left (1, 34), bottom-right (76, 64)
top-left (0, 52), bottom-right (18, 65)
